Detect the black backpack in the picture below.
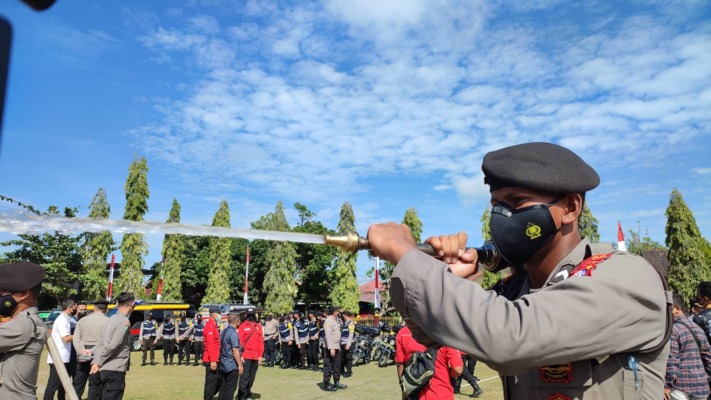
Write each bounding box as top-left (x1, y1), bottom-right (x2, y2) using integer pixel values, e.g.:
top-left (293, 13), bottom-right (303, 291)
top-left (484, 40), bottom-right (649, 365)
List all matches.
top-left (400, 348), bottom-right (438, 399)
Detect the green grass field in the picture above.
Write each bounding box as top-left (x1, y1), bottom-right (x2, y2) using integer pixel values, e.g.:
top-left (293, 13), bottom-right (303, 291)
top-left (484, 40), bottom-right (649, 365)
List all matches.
top-left (36, 350), bottom-right (504, 399)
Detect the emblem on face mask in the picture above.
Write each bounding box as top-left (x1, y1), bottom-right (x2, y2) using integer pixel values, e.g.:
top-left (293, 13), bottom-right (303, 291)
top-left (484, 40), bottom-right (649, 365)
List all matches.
top-left (526, 222), bottom-right (542, 240)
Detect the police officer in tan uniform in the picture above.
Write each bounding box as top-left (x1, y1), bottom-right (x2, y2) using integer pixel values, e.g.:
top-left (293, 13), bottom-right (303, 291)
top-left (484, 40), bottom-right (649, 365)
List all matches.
top-left (367, 142), bottom-right (671, 400)
top-left (0, 262), bottom-right (47, 400)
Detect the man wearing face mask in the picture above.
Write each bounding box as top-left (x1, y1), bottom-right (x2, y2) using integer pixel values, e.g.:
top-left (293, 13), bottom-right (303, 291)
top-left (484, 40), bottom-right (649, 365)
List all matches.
top-left (0, 261), bottom-right (47, 400)
top-left (367, 142), bottom-right (671, 399)
top-left (45, 298), bottom-right (78, 400)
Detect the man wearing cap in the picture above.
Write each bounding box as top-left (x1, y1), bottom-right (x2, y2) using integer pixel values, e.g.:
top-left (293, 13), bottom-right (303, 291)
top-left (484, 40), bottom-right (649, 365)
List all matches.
top-left (278, 315), bottom-right (293, 369)
top-left (176, 313), bottom-right (191, 365)
top-left (139, 312), bottom-right (157, 366)
top-left (292, 311), bottom-right (309, 369)
top-left (203, 306), bottom-right (222, 400)
top-left (90, 292), bottom-right (135, 400)
top-left (367, 142), bottom-right (670, 399)
top-left (0, 262), bottom-right (47, 400)
top-left (262, 312), bottom-right (278, 367)
top-left (189, 314), bottom-right (205, 366)
top-left (156, 314), bottom-right (177, 365)
top-left (72, 300), bottom-right (109, 399)
top-left (322, 307), bottom-right (347, 392)
top-left (307, 311), bottom-right (320, 371)
top-left (339, 311), bottom-right (356, 378)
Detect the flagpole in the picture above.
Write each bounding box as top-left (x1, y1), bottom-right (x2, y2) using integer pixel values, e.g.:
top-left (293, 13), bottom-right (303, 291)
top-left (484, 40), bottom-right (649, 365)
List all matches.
top-left (243, 245), bottom-right (250, 304)
top-left (106, 254), bottom-right (115, 302)
top-left (374, 257), bottom-right (380, 326)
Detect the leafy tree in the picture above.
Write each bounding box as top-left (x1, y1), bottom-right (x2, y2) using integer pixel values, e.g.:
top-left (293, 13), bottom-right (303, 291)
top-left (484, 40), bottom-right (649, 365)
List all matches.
top-left (1, 206), bottom-right (82, 309)
top-left (330, 202), bottom-right (360, 312)
top-left (261, 201), bottom-right (299, 313)
top-left (627, 222), bottom-right (666, 254)
top-left (373, 208), bottom-right (422, 313)
top-left (180, 235), bottom-right (211, 304)
top-left (578, 202), bottom-right (600, 243)
top-left (291, 203), bottom-right (338, 306)
top-left (665, 188), bottom-right (710, 303)
top-left (161, 199), bottom-right (185, 301)
top-left (204, 200), bottom-right (233, 304)
top-left (479, 206), bottom-right (502, 289)
top-left (116, 154), bottom-right (149, 298)
top-left (79, 188), bottom-right (114, 300)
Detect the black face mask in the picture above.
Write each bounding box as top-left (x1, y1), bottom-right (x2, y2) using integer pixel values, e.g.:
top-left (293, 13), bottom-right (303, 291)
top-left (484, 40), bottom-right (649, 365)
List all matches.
top-left (490, 198), bottom-right (561, 267)
top-left (78, 311), bottom-right (87, 319)
top-left (0, 294), bottom-right (18, 317)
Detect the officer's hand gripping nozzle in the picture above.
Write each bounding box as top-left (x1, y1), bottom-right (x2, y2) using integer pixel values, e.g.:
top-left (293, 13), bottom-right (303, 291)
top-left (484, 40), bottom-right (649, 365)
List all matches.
top-left (323, 232), bottom-right (504, 272)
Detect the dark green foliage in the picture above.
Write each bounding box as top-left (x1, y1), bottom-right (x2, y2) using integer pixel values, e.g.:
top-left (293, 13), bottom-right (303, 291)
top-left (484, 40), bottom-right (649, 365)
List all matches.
top-left (330, 202), bottom-right (360, 312)
top-left (204, 200), bottom-right (233, 304)
top-left (479, 206), bottom-right (502, 289)
top-left (261, 201), bottom-right (299, 313)
top-left (666, 188), bottom-right (710, 302)
top-left (579, 202), bottom-right (600, 243)
top-left (80, 188), bottom-right (114, 301)
top-left (117, 155), bottom-right (150, 298)
top-left (1, 206), bottom-right (82, 309)
top-left (161, 199), bottom-right (184, 301)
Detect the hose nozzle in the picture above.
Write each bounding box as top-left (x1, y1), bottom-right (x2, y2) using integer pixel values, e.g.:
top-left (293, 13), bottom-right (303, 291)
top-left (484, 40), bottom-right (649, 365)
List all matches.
top-left (324, 233), bottom-right (504, 272)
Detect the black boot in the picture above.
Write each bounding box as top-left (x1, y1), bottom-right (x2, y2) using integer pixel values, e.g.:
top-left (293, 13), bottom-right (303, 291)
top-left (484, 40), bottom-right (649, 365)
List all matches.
top-left (470, 381), bottom-right (483, 398)
top-left (334, 380), bottom-right (347, 389)
top-left (322, 382), bottom-right (337, 392)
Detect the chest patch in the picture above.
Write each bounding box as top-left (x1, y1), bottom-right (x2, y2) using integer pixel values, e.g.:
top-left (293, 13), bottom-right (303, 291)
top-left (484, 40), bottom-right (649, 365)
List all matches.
top-left (539, 363), bottom-right (573, 383)
top-left (569, 253), bottom-right (613, 278)
top-left (547, 394), bottom-right (572, 400)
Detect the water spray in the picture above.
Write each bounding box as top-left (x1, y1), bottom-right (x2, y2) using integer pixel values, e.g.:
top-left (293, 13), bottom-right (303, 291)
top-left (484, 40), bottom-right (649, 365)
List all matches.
top-left (0, 211), bottom-right (502, 271)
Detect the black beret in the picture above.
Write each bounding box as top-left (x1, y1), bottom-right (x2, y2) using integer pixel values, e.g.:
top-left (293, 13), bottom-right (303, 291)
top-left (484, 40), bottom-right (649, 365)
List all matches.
top-left (209, 305), bottom-right (221, 314)
top-left (482, 142), bottom-right (599, 193)
top-left (0, 262), bottom-right (45, 292)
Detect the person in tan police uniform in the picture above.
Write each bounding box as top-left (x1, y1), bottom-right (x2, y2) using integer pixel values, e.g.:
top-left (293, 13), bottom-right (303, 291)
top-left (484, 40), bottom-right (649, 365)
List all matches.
top-left (367, 142), bottom-right (671, 400)
top-left (0, 262), bottom-right (47, 400)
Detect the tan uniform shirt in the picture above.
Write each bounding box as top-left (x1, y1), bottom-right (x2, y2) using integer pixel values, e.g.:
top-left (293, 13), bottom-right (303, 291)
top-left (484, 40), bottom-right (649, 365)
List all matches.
top-left (390, 238), bottom-right (670, 399)
top-left (263, 318), bottom-right (279, 340)
top-left (0, 307), bottom-right (47, 400)
top-left (323, 315), bottom-right (341, 351)
top-left (73, 312), bottom-right (108, 361)
top-left (93, 312), bottom-right (131, 372)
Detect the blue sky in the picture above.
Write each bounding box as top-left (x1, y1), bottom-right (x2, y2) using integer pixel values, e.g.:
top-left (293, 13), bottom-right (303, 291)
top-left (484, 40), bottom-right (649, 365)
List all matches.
top-left (1, 0), bottom-right (710, 283)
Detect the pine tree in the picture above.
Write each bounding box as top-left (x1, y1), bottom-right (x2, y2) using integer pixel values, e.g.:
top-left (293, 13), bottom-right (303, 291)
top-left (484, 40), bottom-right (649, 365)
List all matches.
top-left (263, 201), bottom-right (299, 314)
top-left (161, 199), bottom-right (184, 301)
top-left (665, 188), bottom-right (710, 302)
top-left (578, 201), bottom-right (600, 243)
top-left (204, 200), bottom-right (233, 304)
top-left (330, 202), bottom-right (360, 312)
top-left (80, 188), bottom-right (114, 300)
top-left (117, 155), bottom-right (149, 298)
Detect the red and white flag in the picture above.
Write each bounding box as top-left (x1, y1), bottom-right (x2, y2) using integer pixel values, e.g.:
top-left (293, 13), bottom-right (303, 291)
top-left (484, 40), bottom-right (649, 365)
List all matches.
top-left (156, 258), bottom-right (164, 301)
top-left (374, 257), bottom-right (381, 310)
top-left (106, 254), bottom-right (115, 301)
top-left (617, 221), bottom-right (627, 252)
top-left (243, 246), bottom-right (250, 304)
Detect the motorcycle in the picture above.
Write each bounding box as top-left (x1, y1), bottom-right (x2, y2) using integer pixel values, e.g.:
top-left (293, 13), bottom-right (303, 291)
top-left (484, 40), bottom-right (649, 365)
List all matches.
top-left (353, 324), bottom-right (380, 365)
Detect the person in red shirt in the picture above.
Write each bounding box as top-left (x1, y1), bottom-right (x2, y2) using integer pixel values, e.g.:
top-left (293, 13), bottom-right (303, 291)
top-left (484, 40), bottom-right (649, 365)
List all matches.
top-left (203, 306), bottom-right (222, 400)
top-left (395, 323), bottom-right (463, 400)
top-left (237, 312), bottom-right (264, 400)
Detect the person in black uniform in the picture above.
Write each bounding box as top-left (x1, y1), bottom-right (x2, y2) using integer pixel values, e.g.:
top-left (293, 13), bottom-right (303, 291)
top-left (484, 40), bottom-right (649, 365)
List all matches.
top-left (158, 315), bottom-right (177, 365)
top-left (140, 312), bottom-right (158, 366)
top-left (307, 311), bottom-right (320, 371)
top-left (176, 313), bottom-right (191, 365)
top-left (278, 315), bottom-right (292, 369)
top-left (191, 314), bottom-right (205, 366)
top-left (292, 311), bottom-right (309, 369)
top-left (339, 311), bottom-right (356, 378)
